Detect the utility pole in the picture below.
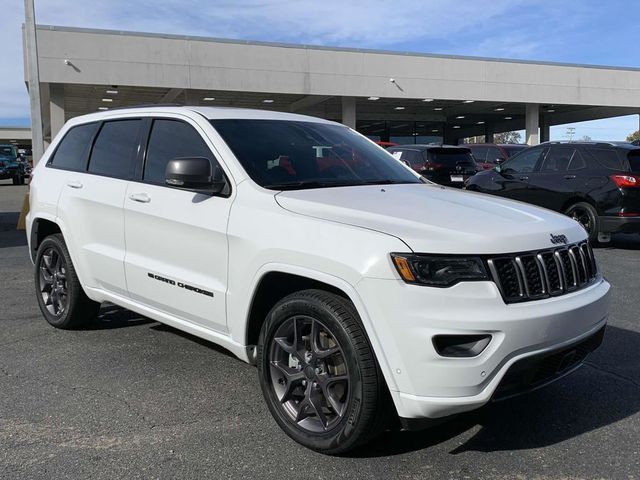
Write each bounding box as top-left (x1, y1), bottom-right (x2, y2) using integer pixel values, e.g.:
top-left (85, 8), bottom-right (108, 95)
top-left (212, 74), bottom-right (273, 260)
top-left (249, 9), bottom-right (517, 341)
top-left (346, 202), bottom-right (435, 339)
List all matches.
top-left (24, 0), bottom-right (44, 163)
top-left (565, 127), bottom-right (576, 143)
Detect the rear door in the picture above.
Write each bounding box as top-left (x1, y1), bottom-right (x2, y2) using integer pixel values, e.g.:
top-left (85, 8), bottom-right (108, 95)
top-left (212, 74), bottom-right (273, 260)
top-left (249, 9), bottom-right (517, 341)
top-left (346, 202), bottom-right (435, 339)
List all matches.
top-left (526, 146), bottom-right (587, 211)
top-left (123, 116), bottom-right (231, 332)
top-left (494, 147), bottom-right (546, 202)
top-left (57, 118), bottom-right (142, 296)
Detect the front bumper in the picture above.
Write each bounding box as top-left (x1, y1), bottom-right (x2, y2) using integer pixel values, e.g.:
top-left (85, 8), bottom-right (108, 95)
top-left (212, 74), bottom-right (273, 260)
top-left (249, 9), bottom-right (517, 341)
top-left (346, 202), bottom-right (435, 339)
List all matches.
top-left (357, 275), bottom-right (610, 420)
top-left (600, 215), bottom-right (640, 234)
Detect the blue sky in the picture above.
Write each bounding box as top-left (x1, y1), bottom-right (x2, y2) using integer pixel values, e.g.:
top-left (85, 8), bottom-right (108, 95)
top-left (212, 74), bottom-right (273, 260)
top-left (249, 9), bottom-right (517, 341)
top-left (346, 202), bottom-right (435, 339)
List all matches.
top-left (1, 0), bottom-right (638, 139)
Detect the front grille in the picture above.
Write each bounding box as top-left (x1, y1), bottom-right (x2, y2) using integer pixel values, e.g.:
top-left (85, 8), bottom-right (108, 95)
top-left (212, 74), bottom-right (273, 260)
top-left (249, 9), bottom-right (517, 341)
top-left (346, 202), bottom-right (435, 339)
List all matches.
top-left (487, 241), bottom-right (598, 304)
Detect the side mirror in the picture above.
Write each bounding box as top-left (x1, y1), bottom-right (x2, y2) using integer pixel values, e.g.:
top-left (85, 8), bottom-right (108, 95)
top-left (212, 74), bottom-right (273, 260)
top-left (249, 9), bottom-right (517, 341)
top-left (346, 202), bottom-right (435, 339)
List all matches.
top-left (165, 157), bottom-right (227, 195)
top-left (495, 157), bottom-right (505, 165)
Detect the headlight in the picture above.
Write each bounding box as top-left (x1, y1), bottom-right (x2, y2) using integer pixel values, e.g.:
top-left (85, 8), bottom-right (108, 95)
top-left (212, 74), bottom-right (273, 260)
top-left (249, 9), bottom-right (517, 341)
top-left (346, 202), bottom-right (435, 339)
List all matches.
top-left (391, 253), bottom-right (488, 287)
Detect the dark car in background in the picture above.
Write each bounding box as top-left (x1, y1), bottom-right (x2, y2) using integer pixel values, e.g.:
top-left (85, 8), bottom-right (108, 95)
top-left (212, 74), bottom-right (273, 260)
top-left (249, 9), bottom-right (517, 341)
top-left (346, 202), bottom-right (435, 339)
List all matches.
top-left (0, 144), bottom-right (28, 185)
top-left (465, 141), bottom-right (640, 243)
top-left (467, 143), bottom-right (528, 170)
top-left (387, 144), bottom-right (478, 187)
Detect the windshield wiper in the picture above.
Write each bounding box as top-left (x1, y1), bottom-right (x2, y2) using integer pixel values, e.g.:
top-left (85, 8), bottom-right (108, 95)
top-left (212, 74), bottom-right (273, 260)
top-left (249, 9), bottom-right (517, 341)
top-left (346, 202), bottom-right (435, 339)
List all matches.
top-left (264, 180), bottom-right (359, 190)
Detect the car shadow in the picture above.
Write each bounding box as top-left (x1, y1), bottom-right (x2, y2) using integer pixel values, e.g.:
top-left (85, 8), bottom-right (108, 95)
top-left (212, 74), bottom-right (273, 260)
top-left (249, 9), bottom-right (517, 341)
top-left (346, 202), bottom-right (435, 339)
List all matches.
top-left (350, 325), bottom-right (640, 458)
top-left (80, 304), bottom-right (155, 330)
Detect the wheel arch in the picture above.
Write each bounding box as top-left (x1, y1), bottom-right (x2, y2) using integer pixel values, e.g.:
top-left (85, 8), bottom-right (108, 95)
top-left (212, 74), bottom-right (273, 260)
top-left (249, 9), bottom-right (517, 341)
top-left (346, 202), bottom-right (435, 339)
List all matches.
top-left (240, 264), bottom-right (399, 393)
top-left (30, 216), bottom-right (62, 262)
top-left (561, 195), bottom-right (597, 214)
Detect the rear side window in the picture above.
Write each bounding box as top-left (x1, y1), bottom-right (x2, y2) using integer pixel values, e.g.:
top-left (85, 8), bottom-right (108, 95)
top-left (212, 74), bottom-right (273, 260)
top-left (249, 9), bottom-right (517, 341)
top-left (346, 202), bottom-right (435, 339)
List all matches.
top-left (540, 147), bottom-right (577, 172)
top-left (586, 148), bottom-right (627, 171)
top-left (502, 148), bottom-right (545, 174)
top-left (486, 147), bottom-right (504, 163)
top-left (144, 119), bottom-right (215, 184)
top-left (468, 146), bottom-right (487, 162)
top-left (49, 122), bottom-right (99, 171)
top-left (625, 150), bottom-right (640, 173)
top-left (88, 120), bottom-right (142, 179)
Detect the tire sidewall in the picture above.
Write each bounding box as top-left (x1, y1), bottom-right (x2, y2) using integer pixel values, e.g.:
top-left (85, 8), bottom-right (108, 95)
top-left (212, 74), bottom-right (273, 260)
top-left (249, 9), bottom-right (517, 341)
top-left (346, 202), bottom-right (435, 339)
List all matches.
top-left (257, 295), bottom-right (370, 453)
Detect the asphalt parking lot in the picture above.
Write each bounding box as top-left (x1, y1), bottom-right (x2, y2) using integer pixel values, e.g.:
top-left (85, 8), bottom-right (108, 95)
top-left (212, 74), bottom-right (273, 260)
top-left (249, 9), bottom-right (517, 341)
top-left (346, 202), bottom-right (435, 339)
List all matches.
top-left (1, 179), bottom-right (639, 480)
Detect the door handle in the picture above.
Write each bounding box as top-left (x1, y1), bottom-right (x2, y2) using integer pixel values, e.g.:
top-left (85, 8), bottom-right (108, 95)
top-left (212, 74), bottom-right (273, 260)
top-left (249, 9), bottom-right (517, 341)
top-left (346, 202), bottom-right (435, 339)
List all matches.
top-left (66, 180), bottom-right (83, 189)
top-left (129, 193), bottom-right (151, 203)
top-left (564, 175), bottom-right (576, 180)
top-left (519, 176), bottom-right (529, 181)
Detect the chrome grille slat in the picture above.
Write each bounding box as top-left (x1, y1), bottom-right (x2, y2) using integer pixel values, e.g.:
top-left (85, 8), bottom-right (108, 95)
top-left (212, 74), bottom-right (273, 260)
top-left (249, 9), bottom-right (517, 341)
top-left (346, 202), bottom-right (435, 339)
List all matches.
top-left (489, 241), bottom-right (598, 304)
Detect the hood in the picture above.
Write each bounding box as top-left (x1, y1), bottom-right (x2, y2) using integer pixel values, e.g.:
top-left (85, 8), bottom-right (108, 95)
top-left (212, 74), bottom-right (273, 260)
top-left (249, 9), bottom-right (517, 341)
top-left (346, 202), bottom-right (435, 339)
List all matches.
top-left (275, 183), bottom-right (586, 254)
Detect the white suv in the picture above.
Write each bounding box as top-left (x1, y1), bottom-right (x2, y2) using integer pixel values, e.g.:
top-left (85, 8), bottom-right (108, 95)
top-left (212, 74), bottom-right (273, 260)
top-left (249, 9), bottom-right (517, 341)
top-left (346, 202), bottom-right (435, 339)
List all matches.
top-left (27, 106), bottom-right (610, 454)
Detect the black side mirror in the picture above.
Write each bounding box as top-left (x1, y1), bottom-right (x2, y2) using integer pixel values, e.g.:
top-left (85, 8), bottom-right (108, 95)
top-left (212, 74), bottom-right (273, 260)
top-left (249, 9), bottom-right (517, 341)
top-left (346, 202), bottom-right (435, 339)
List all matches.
top-left (165, 157), bottom-right (227, 195)
top-left (495, 157), bottom-right (506, 165)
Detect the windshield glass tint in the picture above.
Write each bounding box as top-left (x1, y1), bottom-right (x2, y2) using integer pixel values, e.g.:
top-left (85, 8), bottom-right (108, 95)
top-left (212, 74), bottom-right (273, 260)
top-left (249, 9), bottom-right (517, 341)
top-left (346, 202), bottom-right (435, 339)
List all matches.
top-left (0, 146), bottom-right (16, 159)
top-left (211, 119), bottom-right (420, 189)
top-left (427, 149), bottom-right (475, 166)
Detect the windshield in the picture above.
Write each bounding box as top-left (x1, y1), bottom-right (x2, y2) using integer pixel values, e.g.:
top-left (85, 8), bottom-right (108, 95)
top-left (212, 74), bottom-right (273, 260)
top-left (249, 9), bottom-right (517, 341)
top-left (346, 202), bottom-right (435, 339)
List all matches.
top-left (0, 146), bottom-right (16, 160)
top-left (211, 119), bottom-right (421, 190)
top-left (426, 148), bottom-right (475, 166)
top-left (501, 145), bottom-right (527, 157)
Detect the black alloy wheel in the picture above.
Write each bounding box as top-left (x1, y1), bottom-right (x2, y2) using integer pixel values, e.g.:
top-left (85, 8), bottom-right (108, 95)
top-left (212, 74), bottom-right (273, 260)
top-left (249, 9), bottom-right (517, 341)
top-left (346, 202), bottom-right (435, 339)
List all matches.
top-left (268, 315), bottom-right (350, 433)
top-left (565, 202), bottom-right (599, 243)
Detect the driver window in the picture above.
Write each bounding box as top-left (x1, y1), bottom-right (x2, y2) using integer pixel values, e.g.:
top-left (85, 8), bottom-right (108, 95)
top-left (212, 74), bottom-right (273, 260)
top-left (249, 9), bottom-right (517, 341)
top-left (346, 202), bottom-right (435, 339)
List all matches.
top-left (502, 149), bottom-right (545, 174)
top-left (144, 119), bottom-right (216, 185)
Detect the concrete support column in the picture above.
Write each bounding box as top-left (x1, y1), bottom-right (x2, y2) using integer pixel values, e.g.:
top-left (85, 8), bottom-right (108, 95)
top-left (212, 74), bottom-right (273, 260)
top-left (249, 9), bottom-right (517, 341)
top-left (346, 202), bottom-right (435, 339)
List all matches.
top-left (540, 115), bottom-right (550, 143)
top-left (525, 103), bottom-right (540, 145)
top-left (49, 83), bottom-right (65, 141)
top-left (341, 96), bottom-right (356, 129)
top-left (484, 123), bottom-right (495, 143)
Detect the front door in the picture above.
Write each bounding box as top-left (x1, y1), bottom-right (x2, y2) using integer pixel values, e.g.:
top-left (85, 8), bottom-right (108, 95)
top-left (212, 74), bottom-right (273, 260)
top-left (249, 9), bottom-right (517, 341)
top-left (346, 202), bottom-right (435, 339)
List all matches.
top-left (123, 118), bottom-right (231, 333)
top-left (495, 147), bottom-right (546, 202)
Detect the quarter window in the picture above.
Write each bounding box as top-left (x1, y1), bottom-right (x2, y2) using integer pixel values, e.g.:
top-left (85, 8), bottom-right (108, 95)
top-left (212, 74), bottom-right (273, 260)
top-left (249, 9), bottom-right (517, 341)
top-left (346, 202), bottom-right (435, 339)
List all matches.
top-left (49, 122), bottom-right (99, 171)
top-left (144, 120), bottom-right (215, 184)
top-left (586, 148), bottom-right (626, 171)
top-left (88, 120), bottom-right (142, 179)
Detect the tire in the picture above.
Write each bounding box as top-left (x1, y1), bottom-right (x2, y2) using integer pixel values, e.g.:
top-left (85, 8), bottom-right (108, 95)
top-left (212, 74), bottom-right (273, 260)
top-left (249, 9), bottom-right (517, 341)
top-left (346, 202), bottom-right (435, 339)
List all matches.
top-left (12, 175), bottom-right (18, 185)
top-left (34, 233), bottom-right (100, 329)
top-left (565, 202), bottom-right (599, 244)
top-left (257, 289), bottom-right (389, 455)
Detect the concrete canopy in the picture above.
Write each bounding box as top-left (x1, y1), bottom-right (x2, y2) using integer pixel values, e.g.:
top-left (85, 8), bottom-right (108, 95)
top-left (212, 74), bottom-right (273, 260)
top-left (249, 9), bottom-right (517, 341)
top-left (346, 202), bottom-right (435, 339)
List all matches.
top-left (24, 24), bottom-right (640, 149)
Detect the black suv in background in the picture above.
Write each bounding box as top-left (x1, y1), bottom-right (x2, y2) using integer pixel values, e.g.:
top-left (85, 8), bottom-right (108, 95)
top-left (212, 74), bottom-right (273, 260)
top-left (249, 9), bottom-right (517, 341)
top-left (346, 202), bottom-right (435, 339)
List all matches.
top-left (387, 145), bottom-right (478, 188)
top-left (466, 143), bottom-right (528, 170)
top-left (465, 141), bottom-right (640, 242)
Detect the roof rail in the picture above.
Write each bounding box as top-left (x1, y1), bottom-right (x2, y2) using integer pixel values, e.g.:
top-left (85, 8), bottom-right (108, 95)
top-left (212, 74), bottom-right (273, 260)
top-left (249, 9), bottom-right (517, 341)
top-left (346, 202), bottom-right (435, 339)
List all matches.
top-left (540, 140), bottom-right (624, 147)
top-left (107, 103), bottom-right (184, 111)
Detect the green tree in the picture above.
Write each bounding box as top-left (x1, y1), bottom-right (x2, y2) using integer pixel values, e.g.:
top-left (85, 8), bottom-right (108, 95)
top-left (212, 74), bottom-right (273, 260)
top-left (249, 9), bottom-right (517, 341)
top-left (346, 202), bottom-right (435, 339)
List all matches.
top-left (494, 131), bottom-right (522, 144)
top-left (626, 130), bottom-right (640, 143)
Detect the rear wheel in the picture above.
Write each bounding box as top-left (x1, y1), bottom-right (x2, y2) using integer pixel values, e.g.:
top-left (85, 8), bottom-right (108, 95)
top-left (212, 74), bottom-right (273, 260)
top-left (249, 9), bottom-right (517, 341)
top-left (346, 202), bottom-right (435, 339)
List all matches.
top-left (257, 289), bottom-right (389, 454)
top-left (565, 202), bottom-right (599, 244)
top-left (34, 234), bottom-right (100, 329)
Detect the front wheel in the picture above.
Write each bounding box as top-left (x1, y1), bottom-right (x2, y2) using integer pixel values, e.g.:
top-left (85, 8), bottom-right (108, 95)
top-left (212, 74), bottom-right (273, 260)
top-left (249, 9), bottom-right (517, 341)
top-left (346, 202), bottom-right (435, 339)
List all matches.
top-left (257, 289), bottom-right (389, 454)
top-left (565, 202), bottom-right (599, 243)
top-left (34, 234), bottom-right (100, 329)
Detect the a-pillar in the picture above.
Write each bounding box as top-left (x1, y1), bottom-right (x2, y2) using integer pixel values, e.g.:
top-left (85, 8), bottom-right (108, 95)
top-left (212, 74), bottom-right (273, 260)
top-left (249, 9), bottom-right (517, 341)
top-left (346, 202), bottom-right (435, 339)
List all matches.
top-left (49, 83), bottom-right (65, 141)
top-left (525, 103), bottom-right (540, 145)
top-left (341, 96), bottom-right (356, 129)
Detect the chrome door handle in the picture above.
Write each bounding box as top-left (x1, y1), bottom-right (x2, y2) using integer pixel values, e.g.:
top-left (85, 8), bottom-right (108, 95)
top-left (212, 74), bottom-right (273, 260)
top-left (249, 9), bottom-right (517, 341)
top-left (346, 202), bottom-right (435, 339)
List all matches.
top-left (129, 193), bottom-right (151, 203)
top-left (66, 180), bottom-right (83, 189)
top-left (519, 176), bottom-right (529, 181)
top-left (564, 175), bottom-right (576, 180)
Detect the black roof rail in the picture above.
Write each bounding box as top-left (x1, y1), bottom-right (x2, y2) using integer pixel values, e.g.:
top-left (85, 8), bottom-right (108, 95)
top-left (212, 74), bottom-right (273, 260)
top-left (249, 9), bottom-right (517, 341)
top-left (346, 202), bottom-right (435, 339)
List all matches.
top-left (106, 103), bottom-right (184, 111)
